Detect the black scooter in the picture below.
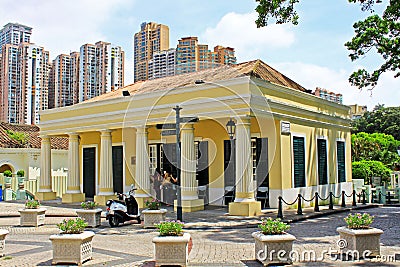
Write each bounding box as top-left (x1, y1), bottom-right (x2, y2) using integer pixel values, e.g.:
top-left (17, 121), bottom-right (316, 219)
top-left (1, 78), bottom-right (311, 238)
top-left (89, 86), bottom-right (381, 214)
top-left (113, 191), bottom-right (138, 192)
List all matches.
top-left (105, 186), bottom-right (141, 227)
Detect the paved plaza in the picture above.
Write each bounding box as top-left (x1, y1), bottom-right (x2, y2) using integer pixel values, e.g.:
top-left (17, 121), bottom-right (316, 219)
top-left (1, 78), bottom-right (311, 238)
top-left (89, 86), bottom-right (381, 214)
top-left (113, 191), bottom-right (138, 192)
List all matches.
top-left (0, 202), bottom-right (399, 266)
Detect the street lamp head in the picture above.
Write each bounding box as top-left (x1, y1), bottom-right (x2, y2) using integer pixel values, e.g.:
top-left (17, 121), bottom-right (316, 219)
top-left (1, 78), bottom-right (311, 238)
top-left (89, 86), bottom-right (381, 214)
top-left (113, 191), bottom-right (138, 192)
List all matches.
top-left (226, 118), bottom-right (236, 140)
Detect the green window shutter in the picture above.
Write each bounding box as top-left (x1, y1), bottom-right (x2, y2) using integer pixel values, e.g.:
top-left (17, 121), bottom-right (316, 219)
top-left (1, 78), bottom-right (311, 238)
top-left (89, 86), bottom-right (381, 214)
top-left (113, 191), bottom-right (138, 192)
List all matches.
top-left (293, 136), bottom-right (306, 188)
top-left (317, 139), bottom-right (328, 185)
top-left (337, 141), bottom-right (346, 183)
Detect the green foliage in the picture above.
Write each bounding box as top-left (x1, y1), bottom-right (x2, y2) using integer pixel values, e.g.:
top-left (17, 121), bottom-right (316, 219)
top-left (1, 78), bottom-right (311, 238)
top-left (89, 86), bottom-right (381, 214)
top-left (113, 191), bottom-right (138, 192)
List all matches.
top-left (352, 106), bottom-right (400, 141)
top-left (25, 200), bottom-right (40, 209)
top-left (258, 217), bottom-right (290, 235)
top-left (156, 221), bottom-right (184, 236)
top-left (5, 130), bottom-right (28, 146)
top-left (145, 198), bottom-right (161, 210)
top-left (80, 201), bottom-right (98, 210)
top-left (344, 213), bottom-right (374, 229)
top-left (57, 218), bottom-right (88, 234)
top-left (16, 169), bottom-right (25, 177)
top-left (3, 170), bottom-right (12, 177)
top-left (352, 160), bottom-right (391, 184)
top-left (351, 132), bottom-right (400, 169)
top-left (255, 0), bottom-right (400, 89)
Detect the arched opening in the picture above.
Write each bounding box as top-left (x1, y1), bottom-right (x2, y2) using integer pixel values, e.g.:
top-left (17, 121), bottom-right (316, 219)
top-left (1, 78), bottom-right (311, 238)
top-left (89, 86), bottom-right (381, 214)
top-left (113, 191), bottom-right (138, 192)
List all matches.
top-left (0, 164), bottom-right (13, 173)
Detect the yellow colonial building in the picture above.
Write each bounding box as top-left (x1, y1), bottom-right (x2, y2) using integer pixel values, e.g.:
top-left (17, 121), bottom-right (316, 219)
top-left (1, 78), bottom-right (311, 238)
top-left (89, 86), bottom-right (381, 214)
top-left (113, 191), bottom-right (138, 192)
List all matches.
top-left (38, 60), bottom-right (352, 216)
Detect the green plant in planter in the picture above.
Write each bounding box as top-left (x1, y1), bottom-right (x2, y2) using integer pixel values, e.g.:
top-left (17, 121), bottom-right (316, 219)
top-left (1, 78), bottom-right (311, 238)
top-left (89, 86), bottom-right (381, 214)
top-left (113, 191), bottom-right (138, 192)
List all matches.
top-left (3, 170), bottom-right (12, 177)
top-left (145, 198), bottom-right (161, 210)
top-left (258, 217), bottom-right (290, 235)
top-left (16, 169), bottom-right (25, 177)
top-left (344, 213), bottom-right (374, 229)
top-left (57, 218), bottom-right (88, 234)
top-left (80, 201), bottom-right (98, 210)
top-left (25, 200), bottom-right (40, 209)
top-left (156, 221), bottom-right (184, 236)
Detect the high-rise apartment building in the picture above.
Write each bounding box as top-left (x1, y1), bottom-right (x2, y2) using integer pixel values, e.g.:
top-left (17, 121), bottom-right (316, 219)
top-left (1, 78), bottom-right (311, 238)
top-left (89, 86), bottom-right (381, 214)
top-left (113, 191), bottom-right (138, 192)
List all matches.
top-left (48, 53), bottom-right (80, 109)
top-left (148, 48), bottom-right (176, 80)
top-left (176, 37), bottom-right (237, 75)
top-left (0, 23), bottom-right (32, 48)
top-left (0, 43), bottom-right (50, 124)
top-left (314, 87), bottom-right (343, 104)
top-left (79, 41), bottom-right (124, 102)
top-left (133, 22), bottom-right (169, 82)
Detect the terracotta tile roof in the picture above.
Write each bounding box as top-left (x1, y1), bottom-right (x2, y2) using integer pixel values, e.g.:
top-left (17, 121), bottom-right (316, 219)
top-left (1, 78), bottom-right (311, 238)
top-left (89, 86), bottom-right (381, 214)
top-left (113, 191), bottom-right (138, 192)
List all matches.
top-left (85, 59), bottom-right (306, 103)
top-left (0, 122), bottom-right (68, 150)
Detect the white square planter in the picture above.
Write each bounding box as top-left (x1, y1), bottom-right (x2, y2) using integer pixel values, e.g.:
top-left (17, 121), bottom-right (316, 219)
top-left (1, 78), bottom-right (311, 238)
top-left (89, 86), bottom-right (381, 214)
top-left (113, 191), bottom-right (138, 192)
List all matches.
top-left (153, 232), bottom-right (191, 267)
top-left (337, 226), bottom-right (383, 258)
top-left (142, 209), bottom-right (167, 228)
top-left (76, 209), bottom-right (102, 228)
top-left (0, 229), bottom-right (9, 257)
top-left (252, 231), bottom-right (296, 265)
top-left (18, 208), bottom-right (46, 227)
top-left (50, 231), bottom-right (95, 265)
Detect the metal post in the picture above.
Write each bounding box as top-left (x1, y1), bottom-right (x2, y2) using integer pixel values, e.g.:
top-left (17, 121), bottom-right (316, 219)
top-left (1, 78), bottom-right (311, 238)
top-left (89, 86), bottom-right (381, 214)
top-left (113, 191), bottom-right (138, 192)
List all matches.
top-left (173, 106), bottom-right (183, 222)
top-left (378, 191), bottom-right (382, 204)
top-left (362, 189), bottom-right (366, 205)
top-left (314, 192), bottom-right (319, 212)
top-left (277, 196), bottom-right (283, 219)
top-left (387, 191), bottom-right (391, 205)
top-left (341, 191), bottom-right (346, 208)
top-left (297, 194), bottom-right (302, 215)
top-left (352, 190), bottom-right (357, 207)
top-left (329, 192), bottom-right (333, 210)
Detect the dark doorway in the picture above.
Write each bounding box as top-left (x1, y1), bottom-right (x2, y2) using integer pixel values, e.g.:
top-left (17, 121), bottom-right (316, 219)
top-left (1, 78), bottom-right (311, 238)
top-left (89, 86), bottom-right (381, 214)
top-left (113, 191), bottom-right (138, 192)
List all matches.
top-left (223, 139), bottom-right (236, 205)
top-left (162, 143), bottom-right (178, 178)
top-left (255, 138), bottom-right (269, 208)
top-left (112, 145), bottom-right (124, 194)
top-left (83, 147), bottom-right (96, 198)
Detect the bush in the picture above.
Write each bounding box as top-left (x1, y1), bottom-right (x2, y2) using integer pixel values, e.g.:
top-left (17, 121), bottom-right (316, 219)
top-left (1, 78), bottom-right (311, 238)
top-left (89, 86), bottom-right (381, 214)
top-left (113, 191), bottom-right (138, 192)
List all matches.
top-left (352, 160), bottom-right (391, 184)
top-left (25, 200), bottom-right (40, 209)
top-left (258, 217), bottom-right (290, 235)
top-left (344, 213), bottom-right (374, 229)
top-left (156, 221), bottom-right (184, 236)
top-left (16, 169), bottom-right (25, 177)
top-left (3, 170), bottom-right (12, 177)
top-left (145, 198), bottom-right (161, 210)
top-left (80, 201), bottom-right (98, 210)
top-left (57, 218), bottom-right (88, 234)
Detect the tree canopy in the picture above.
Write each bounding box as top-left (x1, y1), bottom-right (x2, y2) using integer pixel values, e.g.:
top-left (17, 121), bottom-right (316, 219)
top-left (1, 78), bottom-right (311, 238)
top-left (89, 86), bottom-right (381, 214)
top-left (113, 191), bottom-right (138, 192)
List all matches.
top-left (255, 0), bottom-right (400, 90)
top-left (352, 105), bottom-right (400, 140)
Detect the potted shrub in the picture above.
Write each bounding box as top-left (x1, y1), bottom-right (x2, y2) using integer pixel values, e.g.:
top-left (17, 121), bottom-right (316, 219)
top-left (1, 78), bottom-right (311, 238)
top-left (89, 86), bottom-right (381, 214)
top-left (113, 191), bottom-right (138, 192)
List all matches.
top-left (18, 200), bottom-right (47, 227)
top-left (337, 213), bottom-right (383, 258)
top-left (0, 229), bottom-right (9, 257)
top-left (76, 201), bottom-right (102, 228)
top-left (49, 218), bottom-right (94, 265)
top-left (142, 198), bottom-right (167, 228)
top-left (252, 217), bottom-right (295, 265)
top-left (152, 221), bottom-right (191, 266)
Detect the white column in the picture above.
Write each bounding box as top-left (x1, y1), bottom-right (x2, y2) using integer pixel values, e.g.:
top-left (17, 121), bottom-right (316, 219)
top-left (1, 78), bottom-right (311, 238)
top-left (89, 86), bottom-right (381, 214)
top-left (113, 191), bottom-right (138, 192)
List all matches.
top-left (66, 133), bottom-right (80, 193)
top-left (135, 126), bottom-right (151, 196)
top-left (180, 123), bottom-right (198, 200)
top-left (98, 129), bottom-right (113, 195)
top-left (234, 117), bottom-right (255, 202)
top-left (39, 135), bottom-right (52, 192)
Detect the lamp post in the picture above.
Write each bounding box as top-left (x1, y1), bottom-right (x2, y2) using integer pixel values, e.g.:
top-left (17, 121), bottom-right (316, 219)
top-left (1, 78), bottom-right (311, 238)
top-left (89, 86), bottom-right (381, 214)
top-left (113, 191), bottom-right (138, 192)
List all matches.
top-left (173, 106), bottom-right (183, 222)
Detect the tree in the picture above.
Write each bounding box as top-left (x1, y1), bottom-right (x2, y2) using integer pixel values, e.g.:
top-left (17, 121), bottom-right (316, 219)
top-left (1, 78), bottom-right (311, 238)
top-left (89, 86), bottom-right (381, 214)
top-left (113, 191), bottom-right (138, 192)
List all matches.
top-left (255, 0), bottom-right (400, 90)
top-left (351, 132), bottom-right (400, 169)
top-left (352, 105), bottom-right (400, 140)
top-left (352, 160), bottom-right (392, 184)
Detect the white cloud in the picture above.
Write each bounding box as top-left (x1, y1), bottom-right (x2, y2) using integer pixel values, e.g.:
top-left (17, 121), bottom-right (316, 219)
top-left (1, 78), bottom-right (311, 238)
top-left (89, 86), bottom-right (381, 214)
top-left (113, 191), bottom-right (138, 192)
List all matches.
top-left (274, 62), bottom-right (400, 108)
top-left (201, 12), bottom-right (295, 62)
top-left (0, 0), bottom-right (132, 59)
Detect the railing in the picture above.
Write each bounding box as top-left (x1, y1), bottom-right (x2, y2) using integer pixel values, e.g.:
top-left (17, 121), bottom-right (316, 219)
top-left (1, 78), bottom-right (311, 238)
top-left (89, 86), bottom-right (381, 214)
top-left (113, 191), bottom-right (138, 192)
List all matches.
top-left (277, 190), bottom-right (362, 219)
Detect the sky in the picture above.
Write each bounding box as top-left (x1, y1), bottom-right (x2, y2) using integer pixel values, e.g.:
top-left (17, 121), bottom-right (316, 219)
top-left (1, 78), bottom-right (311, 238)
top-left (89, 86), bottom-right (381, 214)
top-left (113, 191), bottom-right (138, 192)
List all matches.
top-left (1, 0), bottom-right (399, 109)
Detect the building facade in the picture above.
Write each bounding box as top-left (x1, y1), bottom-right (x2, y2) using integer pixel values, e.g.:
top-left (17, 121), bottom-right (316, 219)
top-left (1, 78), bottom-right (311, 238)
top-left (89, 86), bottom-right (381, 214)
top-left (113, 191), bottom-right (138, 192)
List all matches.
top-left (134, 22), bottom-right (169, 82)
top-left (349, 104), bottom-right (367, 120)
top-left (314, 87), bottom-right (343, 104)
top-left (78, 41), bottom-right (124, 102)
top-left (0, 43), bottom-right (50, 124)
top-left (148, 48), bottom-right (176, 79)
top-left (38, 59), bottom-right (353, 216)
top-left (0, 23), bottom-right (32, 48)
